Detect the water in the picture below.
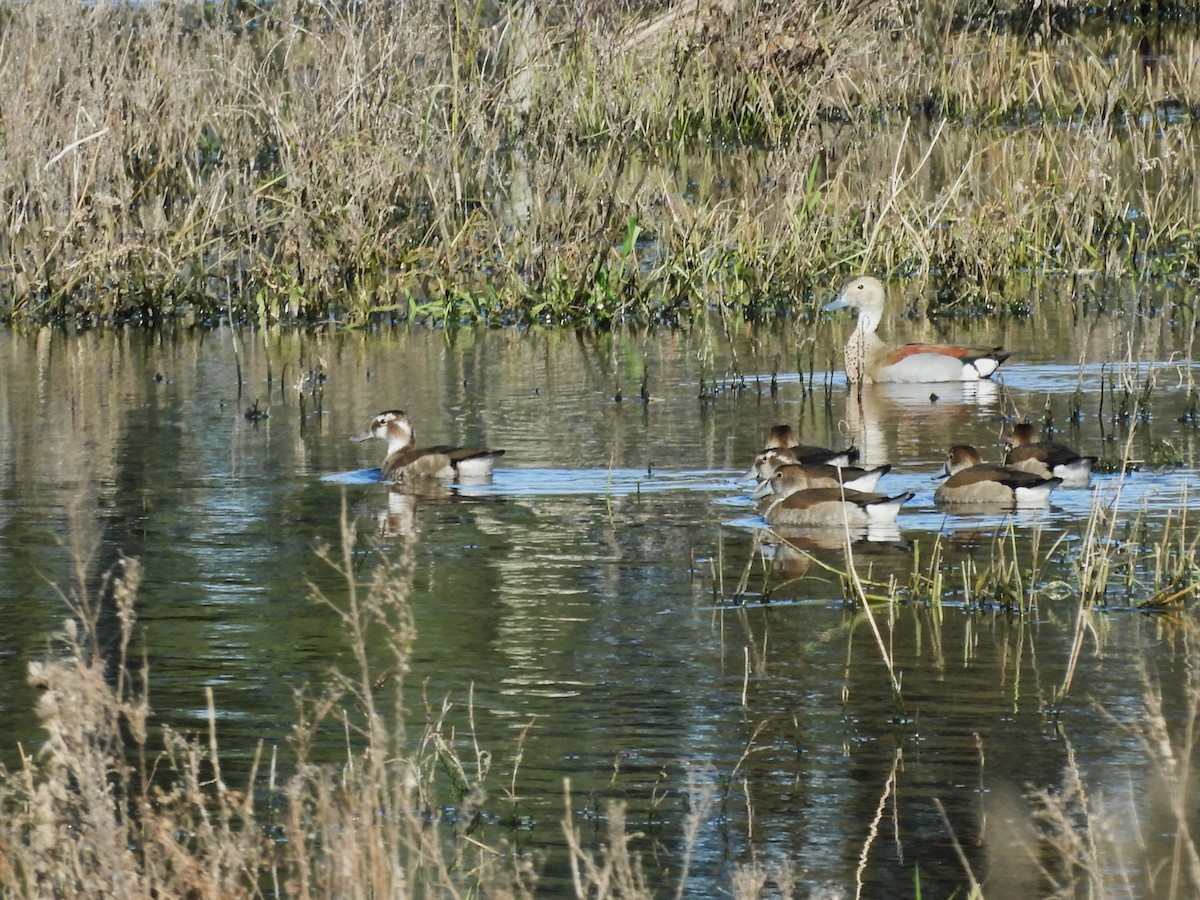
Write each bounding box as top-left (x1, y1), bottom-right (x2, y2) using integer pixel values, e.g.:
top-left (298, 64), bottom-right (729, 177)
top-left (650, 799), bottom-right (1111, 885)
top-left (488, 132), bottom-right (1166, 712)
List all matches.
top-left (1, 298), bottom-right (1198, 896)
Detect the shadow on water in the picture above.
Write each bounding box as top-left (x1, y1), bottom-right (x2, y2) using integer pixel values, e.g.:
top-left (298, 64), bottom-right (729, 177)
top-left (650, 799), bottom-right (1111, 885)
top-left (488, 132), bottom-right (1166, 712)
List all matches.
top-left (1, 299), bottom-right (1198, 895)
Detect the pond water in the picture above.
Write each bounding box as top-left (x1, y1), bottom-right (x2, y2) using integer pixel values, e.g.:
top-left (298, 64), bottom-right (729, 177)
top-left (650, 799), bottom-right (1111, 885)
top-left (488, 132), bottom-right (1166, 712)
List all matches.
top-left (1, 285), bottom-right (1199, 896)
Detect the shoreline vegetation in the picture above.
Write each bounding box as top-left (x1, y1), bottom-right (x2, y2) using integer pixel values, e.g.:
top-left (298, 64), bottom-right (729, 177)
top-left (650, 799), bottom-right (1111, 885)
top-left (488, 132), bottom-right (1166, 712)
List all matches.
top-left (5, 0), bottom-right (1200, 327)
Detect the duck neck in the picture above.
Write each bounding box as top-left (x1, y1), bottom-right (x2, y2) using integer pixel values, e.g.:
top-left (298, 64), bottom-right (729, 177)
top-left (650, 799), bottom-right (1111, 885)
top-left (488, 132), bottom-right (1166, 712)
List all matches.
top-left (854, 308), bottom-right (882, 338)
top-left (845, 321), bottom-right (883, 384)
top-left (385, 424), bottom-right (415, 455)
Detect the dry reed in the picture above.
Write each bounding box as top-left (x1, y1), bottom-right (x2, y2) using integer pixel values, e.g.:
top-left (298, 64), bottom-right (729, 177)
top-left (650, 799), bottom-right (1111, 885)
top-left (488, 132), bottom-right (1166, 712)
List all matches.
top-left (0, 503), bottom-right (537, 897)
top-left (5, 1), bottom-right (1200, 326)
top-left (2, 433), bottom-right (1198, 896)
top-left (2, 497), bottom-right (833, 897)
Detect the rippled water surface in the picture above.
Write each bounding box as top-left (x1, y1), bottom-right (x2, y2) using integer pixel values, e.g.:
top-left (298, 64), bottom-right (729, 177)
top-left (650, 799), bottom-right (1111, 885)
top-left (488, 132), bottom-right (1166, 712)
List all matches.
top-left (1, 296), bottom-right (1199, 895)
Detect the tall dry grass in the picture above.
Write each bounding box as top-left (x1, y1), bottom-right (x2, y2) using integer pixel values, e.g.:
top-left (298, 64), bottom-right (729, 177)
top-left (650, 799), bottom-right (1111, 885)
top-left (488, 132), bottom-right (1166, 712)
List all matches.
top-left (0, 503), bottom-right (538, 897)
top-left (3, 499), bottom-right (813, 898)
top-left (1030, 657), bottom-right (1200, 898)
top-left (0, 0), bottom-right (872, 325)
top-left (4, 0), bottom-right (1200, 323)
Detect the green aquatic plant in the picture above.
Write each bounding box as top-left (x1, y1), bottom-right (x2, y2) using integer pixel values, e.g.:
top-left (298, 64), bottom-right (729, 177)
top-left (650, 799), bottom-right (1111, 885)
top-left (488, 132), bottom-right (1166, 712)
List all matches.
top-left (1150, 438), bottom-right (1187, 466)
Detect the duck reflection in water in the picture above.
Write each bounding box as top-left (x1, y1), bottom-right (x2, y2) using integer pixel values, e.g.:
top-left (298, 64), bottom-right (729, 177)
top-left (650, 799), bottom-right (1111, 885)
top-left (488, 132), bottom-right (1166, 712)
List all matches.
top-left (365, 482), bottom-right (455, 538)
top-left (842, 379), bottom-right (1002, 468)
top-left (756, 526), bottom-right (911, 581)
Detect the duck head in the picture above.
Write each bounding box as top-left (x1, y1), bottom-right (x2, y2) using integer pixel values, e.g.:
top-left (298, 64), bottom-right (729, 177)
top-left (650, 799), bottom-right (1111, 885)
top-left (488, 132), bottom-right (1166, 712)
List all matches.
top-left (349, 410), bottom-right (416, 455)
top-left (822, 275), bottom-right (887, 334)
top-left (1004, 422), bottom-right (1040, 449)
top-left (942, 444), bottom-right (985, 477)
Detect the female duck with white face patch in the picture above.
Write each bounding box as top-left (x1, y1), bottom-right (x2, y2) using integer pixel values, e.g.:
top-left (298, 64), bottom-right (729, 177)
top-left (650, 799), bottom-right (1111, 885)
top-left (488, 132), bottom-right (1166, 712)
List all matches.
top-left (350, 410), bottom-right (504, 481)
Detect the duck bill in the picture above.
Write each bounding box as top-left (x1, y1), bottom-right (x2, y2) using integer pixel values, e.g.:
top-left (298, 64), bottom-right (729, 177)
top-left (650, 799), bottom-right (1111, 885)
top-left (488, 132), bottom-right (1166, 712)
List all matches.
top-left (751, 480), bottom-right (774, 499)
top-left (822, 295), bottom-right (851, 312)
top-left (349, 429), bottom-right (374, 443)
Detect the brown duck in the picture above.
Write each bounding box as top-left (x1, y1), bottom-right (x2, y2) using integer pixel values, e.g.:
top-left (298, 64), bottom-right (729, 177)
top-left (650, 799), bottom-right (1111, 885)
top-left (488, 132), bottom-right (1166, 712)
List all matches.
top-left (350, 410), bottom-right (504, 481)
top-left (1003, 423), bottom-right (1095, 487)
top-left (935, 445), bottom-right (1061, 506)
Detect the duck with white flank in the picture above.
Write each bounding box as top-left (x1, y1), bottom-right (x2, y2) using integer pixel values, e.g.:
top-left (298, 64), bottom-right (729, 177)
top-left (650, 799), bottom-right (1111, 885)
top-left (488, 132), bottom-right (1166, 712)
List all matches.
top-left (1003, 422), bottom-right (1096, 487)
top-left (745, 423), bottom-right (860, 483)
top-left (751, 461), bottom-right (892, 499)
top-left (757, 460), bottom-right (912, 527)
top-left (763, 485), bottom-right (914, 528)
top-left (935, 445), bottom-right (1061, 507)
top-left (823, 276), bottom-right (1011, 384)
top-left (350, 410), bottom-right (505, 481)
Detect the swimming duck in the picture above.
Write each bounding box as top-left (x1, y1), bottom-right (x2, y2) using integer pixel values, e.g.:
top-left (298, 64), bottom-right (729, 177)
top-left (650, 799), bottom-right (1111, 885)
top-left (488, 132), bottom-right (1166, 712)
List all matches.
top-left (762, 424), bottom-right (859, 467)
top-left (744, 424), bottom-right (859, 479)
top-left (935, 445), bottom-right (1061, 506)
top-left (350, 410), bottom-right (505, 481)
top-left (763, 486), bottom-right (914, 527)
top-left (1003, 423), bottom-right (1096, 487)
top-left (751, 461), bottom-right (892, 499)
top-left (822, 276), bottom-right (1012, 384)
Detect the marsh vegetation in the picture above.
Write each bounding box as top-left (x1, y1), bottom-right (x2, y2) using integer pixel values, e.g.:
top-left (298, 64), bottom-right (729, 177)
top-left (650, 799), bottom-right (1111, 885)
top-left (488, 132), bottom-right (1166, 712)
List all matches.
top-left (4, 0), bottom-right (1200, 896)
top-left (6, 0), bottom-right (1200, 325)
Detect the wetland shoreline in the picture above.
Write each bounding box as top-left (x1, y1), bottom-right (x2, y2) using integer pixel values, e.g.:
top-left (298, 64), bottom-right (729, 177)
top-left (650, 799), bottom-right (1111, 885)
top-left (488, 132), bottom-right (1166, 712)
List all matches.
top-left (4, 1), bottom-right (1200, 896)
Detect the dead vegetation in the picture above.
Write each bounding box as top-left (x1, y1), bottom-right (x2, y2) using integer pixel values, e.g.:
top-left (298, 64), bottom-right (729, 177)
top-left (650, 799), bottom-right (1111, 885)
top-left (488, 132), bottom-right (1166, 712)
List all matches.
top-left (3, 0), bottom-right (1200, 326)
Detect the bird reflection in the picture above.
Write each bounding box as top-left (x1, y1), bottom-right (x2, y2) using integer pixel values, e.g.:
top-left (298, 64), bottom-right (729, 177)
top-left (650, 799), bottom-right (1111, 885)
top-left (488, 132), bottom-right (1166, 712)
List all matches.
top-left (843, 380), bottom-right (1001, 466)
top-left (758, 525), bottom-right (910, 578)
top-left (372, 482), bottom-right (455, 538)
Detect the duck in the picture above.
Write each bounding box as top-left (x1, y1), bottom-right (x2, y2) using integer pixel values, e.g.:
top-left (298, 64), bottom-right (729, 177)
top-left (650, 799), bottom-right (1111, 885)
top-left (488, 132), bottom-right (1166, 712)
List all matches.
top-left (822, 276), bottom-right (1012, 384)
top-left (751, 461), bottom-right (892, 499)
top-left (763, 485), bottom-right (914, 528)
top-left (747, 447), bottom-right (852, 481)
top-left (934, 445), bottom-right (1061, 507)
top-left (764, 423), bottom-right (859, 464)
top-left (744, 424), bottom-right (860, 479)
top-left (349, 410), bottom-right (505, 481)
top-left (1003, 422), bottom-right (1096, 487)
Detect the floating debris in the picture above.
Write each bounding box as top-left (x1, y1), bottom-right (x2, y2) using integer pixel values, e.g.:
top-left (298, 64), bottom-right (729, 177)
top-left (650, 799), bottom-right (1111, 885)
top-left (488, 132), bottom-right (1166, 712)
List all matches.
top-left (244, 398), bottom-right (269, 421)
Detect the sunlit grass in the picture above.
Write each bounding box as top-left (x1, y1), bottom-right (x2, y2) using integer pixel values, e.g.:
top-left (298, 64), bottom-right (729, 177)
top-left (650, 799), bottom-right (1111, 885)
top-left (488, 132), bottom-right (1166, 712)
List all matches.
top-left (5, 1), bottom-right (1200, 325)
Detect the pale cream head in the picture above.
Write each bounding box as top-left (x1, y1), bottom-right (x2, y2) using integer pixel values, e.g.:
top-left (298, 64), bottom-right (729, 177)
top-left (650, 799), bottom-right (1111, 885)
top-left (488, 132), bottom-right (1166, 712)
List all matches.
top-left (828, 275), bottom-right (888, 334)
top-left (350, 410), bottom-right (416, 455)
